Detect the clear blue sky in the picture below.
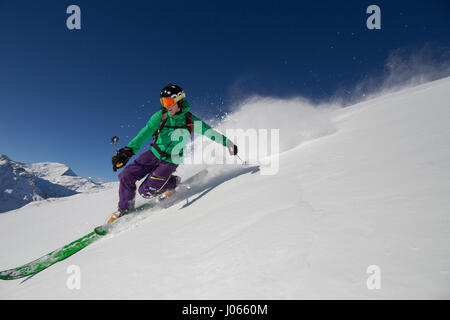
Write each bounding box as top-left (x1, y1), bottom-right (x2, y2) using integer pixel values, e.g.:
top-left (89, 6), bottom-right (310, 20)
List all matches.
top-left (0, 0), bottom-right (449, 181)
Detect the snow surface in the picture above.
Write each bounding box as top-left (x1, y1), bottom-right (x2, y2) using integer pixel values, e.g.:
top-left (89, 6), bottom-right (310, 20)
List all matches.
top-left (0, 77), bottom-right (449, 299)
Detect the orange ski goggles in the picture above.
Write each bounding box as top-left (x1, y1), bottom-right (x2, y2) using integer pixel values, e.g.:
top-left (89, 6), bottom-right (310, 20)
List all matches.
top-left (160, 92), bottom-right (186, 108)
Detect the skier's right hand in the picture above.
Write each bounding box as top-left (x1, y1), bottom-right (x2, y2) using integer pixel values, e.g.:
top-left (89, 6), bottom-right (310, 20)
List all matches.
top-left (112, 147), bottom-right (134, 172)
top-left (226, 140), bottom-right (238, 156)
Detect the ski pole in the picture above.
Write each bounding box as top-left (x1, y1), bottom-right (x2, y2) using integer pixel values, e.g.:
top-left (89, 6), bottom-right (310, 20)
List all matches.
top-left (236, 154), bottom-right (248, 166)
top-left (111, 136), bottom-right (125, 170)
top-left (111, 136), bottom-right (119, 154)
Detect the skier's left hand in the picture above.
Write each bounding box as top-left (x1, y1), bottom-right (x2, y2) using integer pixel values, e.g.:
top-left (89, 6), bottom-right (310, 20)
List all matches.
top-left (226, 140), bottom-right (238, 156)
top-left (112, 147), bottom-right (134, 171)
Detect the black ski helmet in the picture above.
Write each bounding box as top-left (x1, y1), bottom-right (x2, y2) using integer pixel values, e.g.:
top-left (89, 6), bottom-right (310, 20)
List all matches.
top-left (160, 84), bottom-right (186, 110)
top-left (160, 84), bottom-right (185, 99)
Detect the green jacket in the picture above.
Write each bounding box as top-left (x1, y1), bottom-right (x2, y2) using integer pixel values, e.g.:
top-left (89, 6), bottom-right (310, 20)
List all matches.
top-left (127, 100), bottom-right (229, 164)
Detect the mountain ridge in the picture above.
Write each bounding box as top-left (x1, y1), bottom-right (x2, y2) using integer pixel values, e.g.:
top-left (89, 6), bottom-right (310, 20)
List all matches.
top-left (0, 155), bottom-right (103, 213)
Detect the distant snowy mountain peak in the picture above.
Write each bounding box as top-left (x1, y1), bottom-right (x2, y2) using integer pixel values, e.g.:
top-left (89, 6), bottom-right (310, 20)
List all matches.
top-left (22, 161), bottom-right (101, 192)
top-left (24, 161), bottom-right (76, 177)
top-left (0, 154), bottom-right (13, 165)
top-left (0, 155), bottom-right (44, 213)
top-left (0, 155), bottom-right (104, 213)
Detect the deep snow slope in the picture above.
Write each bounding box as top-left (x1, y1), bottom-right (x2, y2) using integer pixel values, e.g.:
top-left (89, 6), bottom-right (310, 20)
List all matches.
top-left (0, 77), bottom-right (449, 299)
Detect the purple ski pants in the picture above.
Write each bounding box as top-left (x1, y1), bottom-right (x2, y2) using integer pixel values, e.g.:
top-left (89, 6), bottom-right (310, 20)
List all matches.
top-left (118, 150), bottom-right (178, 213)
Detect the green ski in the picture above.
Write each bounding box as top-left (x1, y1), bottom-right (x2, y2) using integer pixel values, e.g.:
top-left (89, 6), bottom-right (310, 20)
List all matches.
top-left (0, 169), bottom-right (208, 280)
top-left (0, 232), bottom-right (100, 280)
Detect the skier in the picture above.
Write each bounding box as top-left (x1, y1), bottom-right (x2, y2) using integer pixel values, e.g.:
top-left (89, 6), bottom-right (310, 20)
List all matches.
top-left (109, 84), bottom-right (238, 223)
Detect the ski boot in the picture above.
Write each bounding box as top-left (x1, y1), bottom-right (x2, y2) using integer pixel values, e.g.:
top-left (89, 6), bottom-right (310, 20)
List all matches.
top-left (107, 200), bottom-right (135, 223)
top-left (160, 176), bottom-right (181, 199)
top-left (107, 212), bottom-right (121, 224)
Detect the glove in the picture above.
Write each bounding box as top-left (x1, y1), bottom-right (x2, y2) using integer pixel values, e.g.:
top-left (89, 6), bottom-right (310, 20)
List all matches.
top-left (112, 147), bottom-right (134, 172)
top-left (226, 140), bottom-right (238, 156)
